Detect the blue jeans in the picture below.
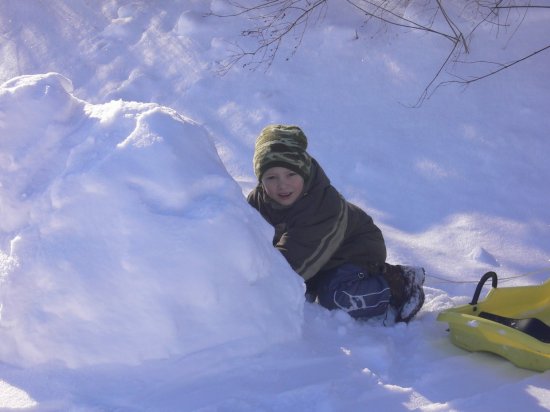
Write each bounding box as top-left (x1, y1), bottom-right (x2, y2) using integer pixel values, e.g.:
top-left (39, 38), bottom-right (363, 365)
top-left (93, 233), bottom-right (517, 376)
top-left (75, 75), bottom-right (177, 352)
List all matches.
top-left (306, 263), bottom-right (391, 320)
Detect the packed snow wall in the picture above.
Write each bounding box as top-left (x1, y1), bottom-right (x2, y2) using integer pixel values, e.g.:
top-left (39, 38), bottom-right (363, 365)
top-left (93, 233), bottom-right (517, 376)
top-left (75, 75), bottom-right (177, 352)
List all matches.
top-left (0, 73), bottom-right (304, 368)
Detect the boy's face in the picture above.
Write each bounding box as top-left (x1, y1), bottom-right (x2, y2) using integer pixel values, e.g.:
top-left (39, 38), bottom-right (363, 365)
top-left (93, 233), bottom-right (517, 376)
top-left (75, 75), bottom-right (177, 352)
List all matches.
top-left (261, 166), bottom-right (305, 206)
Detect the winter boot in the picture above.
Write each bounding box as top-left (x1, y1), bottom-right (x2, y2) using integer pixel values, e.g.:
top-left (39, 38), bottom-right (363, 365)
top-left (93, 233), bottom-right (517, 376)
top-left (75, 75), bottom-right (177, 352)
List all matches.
top-left (383, 263), bottom-right (407, 308)
top-left (383, 263), bottom-right (426, 323)
top-left (396, 265), bottom-right (425, 323)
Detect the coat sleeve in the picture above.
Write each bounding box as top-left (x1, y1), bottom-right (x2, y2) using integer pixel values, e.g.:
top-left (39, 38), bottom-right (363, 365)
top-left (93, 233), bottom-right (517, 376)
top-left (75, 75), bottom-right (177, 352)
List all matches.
top-left (247, 183), bottom-right (350, 281)
top-left (275, 193), bottom-right (348, 281)
top-left (344, 202), bottom-right (387, 265)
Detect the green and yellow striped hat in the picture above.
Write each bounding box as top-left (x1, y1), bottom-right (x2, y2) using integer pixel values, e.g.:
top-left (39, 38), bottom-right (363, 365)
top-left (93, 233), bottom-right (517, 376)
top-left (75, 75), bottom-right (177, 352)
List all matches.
top-left (253, 124), bottom-right (312, 181)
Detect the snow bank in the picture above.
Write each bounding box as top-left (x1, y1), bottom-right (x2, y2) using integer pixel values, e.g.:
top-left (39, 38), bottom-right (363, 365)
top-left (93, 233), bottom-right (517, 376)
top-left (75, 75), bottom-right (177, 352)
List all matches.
top-left (0, 73), bottom-right (304, 368)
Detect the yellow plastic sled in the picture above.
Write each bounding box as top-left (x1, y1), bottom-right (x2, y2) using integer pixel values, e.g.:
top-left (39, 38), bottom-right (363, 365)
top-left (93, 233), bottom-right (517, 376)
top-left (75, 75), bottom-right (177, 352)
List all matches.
top-left (437, 272), bottom-right (550, 372)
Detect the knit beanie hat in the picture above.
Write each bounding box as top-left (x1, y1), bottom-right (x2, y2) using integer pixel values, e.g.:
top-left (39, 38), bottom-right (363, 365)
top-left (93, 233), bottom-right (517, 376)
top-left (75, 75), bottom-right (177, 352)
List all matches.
top-left (253, 124), bottom-right (312, 181)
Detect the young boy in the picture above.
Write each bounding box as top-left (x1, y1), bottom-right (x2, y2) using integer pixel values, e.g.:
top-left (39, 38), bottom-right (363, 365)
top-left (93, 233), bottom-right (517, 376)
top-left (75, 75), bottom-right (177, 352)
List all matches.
top-left (247, 124), bottom-right (425, 323)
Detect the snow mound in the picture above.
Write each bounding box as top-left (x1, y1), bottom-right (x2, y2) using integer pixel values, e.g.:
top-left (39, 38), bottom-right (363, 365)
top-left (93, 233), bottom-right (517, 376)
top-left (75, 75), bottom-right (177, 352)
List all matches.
top-left (0, 380), bottom-right (37, 409)
top-left (0, 73), bottom-right (304, 368)
top-left (468, 246), bottom-right (500, 267)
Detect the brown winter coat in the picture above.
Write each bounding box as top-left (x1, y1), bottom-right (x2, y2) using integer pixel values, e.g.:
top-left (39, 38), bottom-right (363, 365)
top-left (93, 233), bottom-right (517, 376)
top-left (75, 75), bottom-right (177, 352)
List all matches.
top-left (247, 159), bottom-right (387, 281)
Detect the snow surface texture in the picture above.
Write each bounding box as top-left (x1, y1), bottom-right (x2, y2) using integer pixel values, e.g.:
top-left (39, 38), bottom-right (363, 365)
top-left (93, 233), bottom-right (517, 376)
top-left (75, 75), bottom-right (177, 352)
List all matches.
top-left (1, 1), bottom-right (549, 410)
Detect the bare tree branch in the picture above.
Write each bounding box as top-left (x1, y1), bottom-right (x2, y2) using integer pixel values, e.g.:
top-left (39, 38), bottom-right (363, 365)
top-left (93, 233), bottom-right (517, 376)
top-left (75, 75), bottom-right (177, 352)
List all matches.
top-left (209, 0), bottom-right (328, 73)
top-left (344, 0), bottom-right (459, 43)
top-left (209, 0), bottom-right (550, 105)
top-left (413, 40), bottom-right (461, 108)
top-left (441, 44), bottom-right (550, 86)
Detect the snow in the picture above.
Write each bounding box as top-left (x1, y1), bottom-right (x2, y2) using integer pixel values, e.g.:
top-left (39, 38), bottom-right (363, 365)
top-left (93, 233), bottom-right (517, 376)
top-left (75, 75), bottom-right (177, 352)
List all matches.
top-left (1, 72), bottom-right (304, 369)
top-left (0, 1), bottom-right (549, 410)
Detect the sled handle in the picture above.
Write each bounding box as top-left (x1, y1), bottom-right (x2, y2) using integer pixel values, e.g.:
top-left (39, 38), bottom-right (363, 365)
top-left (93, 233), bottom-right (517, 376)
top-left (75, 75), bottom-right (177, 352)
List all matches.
top-left (469, 271), bottom-right (498, 307)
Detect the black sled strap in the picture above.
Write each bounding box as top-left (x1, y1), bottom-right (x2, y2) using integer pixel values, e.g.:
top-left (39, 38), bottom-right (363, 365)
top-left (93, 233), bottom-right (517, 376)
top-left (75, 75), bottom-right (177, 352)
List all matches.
top-left (479, 312), bottom-right (550, 344)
